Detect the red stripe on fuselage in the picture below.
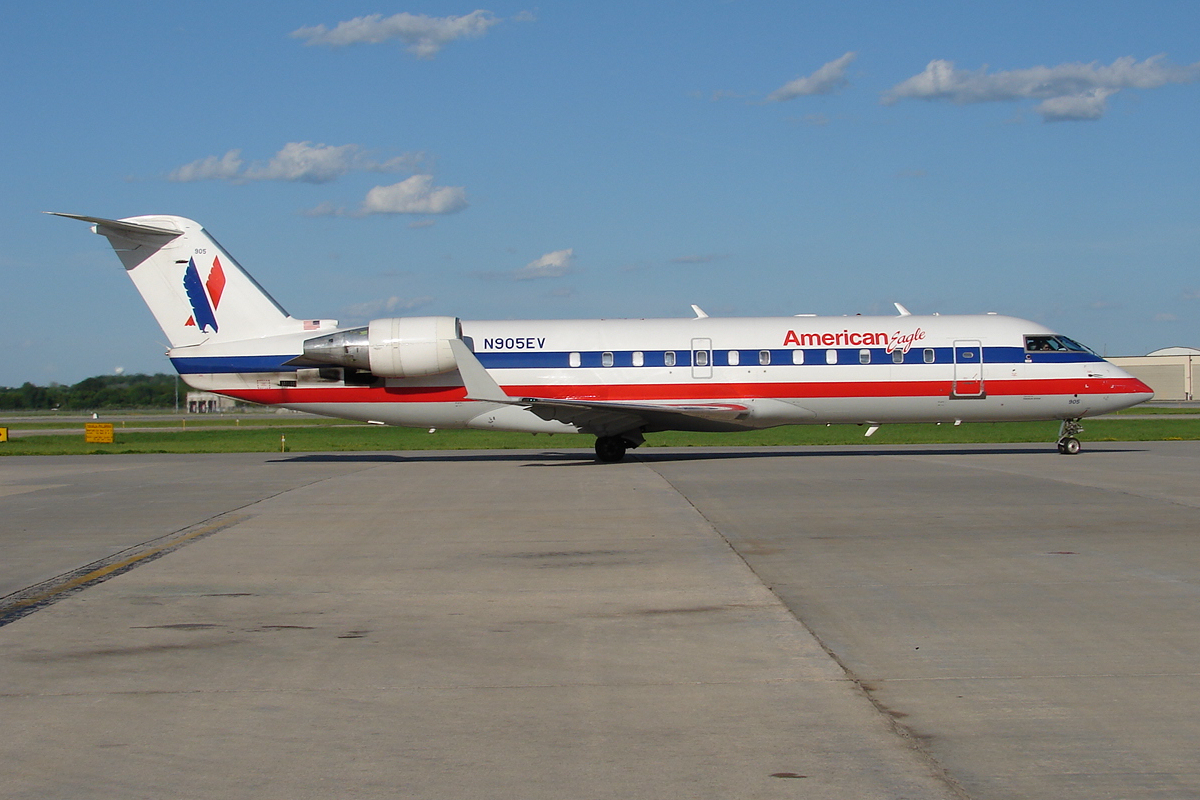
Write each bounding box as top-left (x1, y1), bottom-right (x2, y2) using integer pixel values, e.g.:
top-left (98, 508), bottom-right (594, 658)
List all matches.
top-left (217, 376), bottom-right (1150, 405)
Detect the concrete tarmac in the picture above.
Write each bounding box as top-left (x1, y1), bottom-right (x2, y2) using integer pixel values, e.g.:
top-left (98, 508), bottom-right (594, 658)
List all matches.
top-left (1, 442), bottom-right (1198, 799)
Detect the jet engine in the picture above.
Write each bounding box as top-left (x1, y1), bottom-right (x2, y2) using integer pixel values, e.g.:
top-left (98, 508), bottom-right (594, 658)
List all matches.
top-left (301, 316), bottom-right (462, 378)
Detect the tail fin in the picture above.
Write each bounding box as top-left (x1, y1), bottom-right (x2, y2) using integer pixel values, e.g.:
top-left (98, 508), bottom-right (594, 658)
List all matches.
top-left (50, 213), bottom-right (299, 348)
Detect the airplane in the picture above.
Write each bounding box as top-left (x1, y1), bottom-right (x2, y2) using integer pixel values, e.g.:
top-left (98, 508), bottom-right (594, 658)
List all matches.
top-left (52, 213), bottom-right (1154, 461)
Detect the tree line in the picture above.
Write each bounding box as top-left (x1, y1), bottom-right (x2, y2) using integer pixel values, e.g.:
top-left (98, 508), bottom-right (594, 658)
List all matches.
top-left (0, 373), bottom-right (181, 411)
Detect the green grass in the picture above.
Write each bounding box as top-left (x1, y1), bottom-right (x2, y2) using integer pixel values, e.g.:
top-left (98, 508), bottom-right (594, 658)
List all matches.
top-left (2, 417), bottom-right (1198, 456)
top-left (0, 416), bottom-right (361, 430)
top-left (1111, 406), bottom-right (1200, 415)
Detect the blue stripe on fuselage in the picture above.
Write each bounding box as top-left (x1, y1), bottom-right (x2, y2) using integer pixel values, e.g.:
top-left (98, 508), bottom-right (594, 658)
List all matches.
top-left (171, 355), bottom-right (300, 374)
top-left (170, 347), bottom-right (1103, 374)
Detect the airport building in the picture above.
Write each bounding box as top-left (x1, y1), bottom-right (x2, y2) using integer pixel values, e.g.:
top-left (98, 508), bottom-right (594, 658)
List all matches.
top-left (1108, 347), bottom-right (1198, 401)
top-left (186, 391), bottom-right (241, 414)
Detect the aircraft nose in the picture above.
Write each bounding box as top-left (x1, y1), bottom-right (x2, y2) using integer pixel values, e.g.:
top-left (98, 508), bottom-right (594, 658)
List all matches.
top-left (1108, 371), bottom-right (1154, 404)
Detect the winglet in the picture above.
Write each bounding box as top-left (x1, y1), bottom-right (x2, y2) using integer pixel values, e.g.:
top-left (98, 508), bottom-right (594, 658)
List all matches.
top-left (691, 304), bottom-right (709, 319)
top-left (448, 339), bottom-right (510, 402)
top-left (894, 302), bottom-right (912, 317)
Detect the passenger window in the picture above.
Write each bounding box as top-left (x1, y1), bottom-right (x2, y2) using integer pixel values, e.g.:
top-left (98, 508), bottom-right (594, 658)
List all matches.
top-left (632, 351), bottom-right (644, 367)
top-left (664, 351), bottom-right (676, 367)
top-left (859, 349), bottom-right (871, 364)
top-left (569, 352), bottom-right (581, 368)
top-left (923, 348), bottom-right (935, 363)
top-left (602, 351), bottom-right (614, 367)
top-left (792, 350), bottom-right (804, 365)
top-left (695, 350), bottom-right (709, 367)
top-left (826, 349), bottom-right (837, 365)
top-left (727, 350), bottom-right (739, 366)
top-left (759, 350), bottom-right (771, 366)
top-left (892, 350), bottom-right (904, 364)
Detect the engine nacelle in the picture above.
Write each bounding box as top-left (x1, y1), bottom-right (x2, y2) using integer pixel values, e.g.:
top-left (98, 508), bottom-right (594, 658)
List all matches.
top-left (302, 316), bottom-right (461, 378)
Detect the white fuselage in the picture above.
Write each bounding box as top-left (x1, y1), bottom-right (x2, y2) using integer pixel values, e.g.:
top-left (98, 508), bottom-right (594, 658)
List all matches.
top-left (176, 313), bottom-right (1152, 434)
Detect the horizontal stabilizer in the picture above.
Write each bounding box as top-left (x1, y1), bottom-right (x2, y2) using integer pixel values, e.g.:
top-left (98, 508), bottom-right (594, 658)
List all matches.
top-left (46, 212), bottom-right (182, 238)
top-left (52, 212), bottom-right (295, 348)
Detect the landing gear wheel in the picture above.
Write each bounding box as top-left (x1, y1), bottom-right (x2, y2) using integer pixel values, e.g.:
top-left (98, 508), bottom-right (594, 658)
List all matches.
top-left (594, 436), bottom-right (628, 463)
top-left (1058, 437), bottom-right (1082, 455)
top-left (1056, 419), bottom-right (1084, 456)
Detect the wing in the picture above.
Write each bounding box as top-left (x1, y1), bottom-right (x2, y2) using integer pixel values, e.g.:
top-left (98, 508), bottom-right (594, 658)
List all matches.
top-left (517, 396), bottom-right (750, 437)
top-left (447, 339), bottom-right (750, 438)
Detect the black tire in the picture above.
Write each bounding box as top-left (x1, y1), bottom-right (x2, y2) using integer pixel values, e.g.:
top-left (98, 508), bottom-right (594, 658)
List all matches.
top-left (594, 436), bottom-right (627, 463)
top-left (1059, 437), bottom-right (1081, 455)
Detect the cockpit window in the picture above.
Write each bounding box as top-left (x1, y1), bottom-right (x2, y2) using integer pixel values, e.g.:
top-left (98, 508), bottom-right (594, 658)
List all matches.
top-left (1057, 336), bottom-right (1097, 354)
top-left (1024, 335), bottom-right (1096, 354)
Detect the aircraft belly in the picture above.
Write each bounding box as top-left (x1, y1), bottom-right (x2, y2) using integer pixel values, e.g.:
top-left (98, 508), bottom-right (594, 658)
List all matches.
top-left (273, 402), bottom-right (461, 428)
top-left (466, 404), bottom-right (580, 434)
top-left (290, 402), bottom-right (574, 434)
top-left (177, 371), bottom-right (1143, 433)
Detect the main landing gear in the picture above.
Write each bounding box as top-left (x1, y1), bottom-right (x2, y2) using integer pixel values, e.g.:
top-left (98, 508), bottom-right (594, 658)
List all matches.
top-left (1057, 419), bottom-right (1084, 455)
top-left (594, 436), bottom-right (630, 463)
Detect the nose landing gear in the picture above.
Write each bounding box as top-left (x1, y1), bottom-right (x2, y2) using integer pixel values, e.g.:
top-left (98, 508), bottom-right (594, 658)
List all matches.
top-left (1057, 419), bottom-right (1084, 455)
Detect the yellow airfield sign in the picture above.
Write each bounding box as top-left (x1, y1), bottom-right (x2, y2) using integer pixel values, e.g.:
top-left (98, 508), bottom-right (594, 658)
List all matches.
top-left (84, 423), bottom-right (115, 444)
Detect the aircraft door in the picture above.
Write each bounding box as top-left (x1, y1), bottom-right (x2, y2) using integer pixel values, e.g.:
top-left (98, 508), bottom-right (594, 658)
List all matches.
top-left (691, 338), bottom-right (712, 379)
top-left (952, 339), bottom-right (985, 398)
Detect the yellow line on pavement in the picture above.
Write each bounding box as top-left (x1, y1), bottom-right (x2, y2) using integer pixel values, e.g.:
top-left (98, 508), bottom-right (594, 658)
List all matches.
top-left (2, 514), bottom-right (250, 618)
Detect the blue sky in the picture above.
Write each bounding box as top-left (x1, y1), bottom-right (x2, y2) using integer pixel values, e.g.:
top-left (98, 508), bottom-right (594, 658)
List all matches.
top-left (3, 1), bottom-right (1198, 386)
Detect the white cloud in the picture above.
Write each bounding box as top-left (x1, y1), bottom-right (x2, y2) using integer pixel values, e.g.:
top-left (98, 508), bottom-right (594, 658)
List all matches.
top-left (292, 10), bottom-right (501, 58)
top-left (670, 253), bottom-right (730, 265)
top-left (1036, 88), bottom-right (1117, 122)
top-left (359, 175), bottom-right (469, 215)
top-left (246, 142), bottom-right (415, 182)
top-left (511, 249), bottom-right (575, 280)
top-left (342, 295), bottom-right (435, 321)
top-left (709, 89), bottom-right (750, 102)
top-left (245, 142), bottom-right (362, 183)
top-left (884, 55), bottom-right (1200, 121)
top-left (767, 52), bottom-right (857, 102)
top-left (170, 142), bottom-right (423, 184)
top-left (301, 202), bottom-right (341, 217)
top-left (168, 150), bottom-right (244, 182)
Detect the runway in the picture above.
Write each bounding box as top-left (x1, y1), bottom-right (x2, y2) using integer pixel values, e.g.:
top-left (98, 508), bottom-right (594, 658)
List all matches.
top-left (2, 442), bottom-right (1198, 799)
